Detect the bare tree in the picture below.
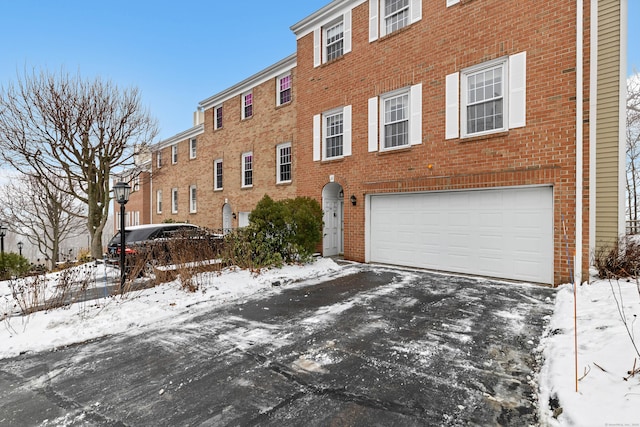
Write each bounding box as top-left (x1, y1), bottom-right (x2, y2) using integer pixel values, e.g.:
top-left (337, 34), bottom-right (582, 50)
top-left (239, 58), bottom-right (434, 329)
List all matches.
top-left (627, 74), bottom-right (640, 229)
top-left (0, 69), bottom-right (158, 258)
top-left (0, 174), bottom-right (84, 263)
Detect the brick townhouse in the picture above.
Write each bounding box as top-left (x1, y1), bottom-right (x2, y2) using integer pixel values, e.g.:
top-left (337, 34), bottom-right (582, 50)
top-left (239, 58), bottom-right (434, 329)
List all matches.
top-left (290, 0), bottom-right (626, 285)
top-left (150, 54), bottom-right (297, 230)
top-left (124, 0), bottom-right (626, 285)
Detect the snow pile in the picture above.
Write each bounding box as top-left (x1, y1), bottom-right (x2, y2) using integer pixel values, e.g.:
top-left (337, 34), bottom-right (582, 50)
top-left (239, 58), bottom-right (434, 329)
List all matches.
top-left (0, 258), bottom-right (342, 360)
top-left (539, 278), bottom-right (640, 425)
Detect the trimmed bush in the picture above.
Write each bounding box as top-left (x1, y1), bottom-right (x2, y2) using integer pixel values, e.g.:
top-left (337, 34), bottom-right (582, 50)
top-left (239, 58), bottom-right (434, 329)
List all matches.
top-left (223, 195), bottom-right (323, 269)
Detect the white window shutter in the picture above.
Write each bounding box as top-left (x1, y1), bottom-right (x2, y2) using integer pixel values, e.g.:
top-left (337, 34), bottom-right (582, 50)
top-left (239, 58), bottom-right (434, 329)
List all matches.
top-left (313, 114), bottom-right (321, 161)
top-left (410, 83), bottom-right (422, 145)
top-left (411, 0), bottom-right (422, 23)
top-left (368, 97), bottom-right (379, 152)
top-left (446, 0), bottom-right (460, 6)
top-left (343, 105), bottom-right (352, 156)
top-left (344, 10), bottom-right (352, 54)
top-left (445, 72), bottom-right (460, 139)
top-left (313, 28), bottom-right (321, 68)
top-left (509, 51), bottom-right (527, 129)
top-left (369, 0), bottom-right (379, 42)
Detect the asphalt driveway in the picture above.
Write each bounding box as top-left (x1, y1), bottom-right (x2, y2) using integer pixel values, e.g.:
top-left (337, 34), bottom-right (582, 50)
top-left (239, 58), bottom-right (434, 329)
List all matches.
top-left (0, 266), bottom-right (555, 426)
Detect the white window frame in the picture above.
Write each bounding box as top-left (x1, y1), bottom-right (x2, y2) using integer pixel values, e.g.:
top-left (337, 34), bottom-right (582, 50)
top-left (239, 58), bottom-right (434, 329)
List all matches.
top-left (156, 151), bottom-right (162, 169)
top-left (276, 73), bottom-right (292, 106)
top-left (324, 108), bottom-right (345, 159)
top-left (132, 175), bottom-right (140, 192)
top-left (238, 212), bottom-right (250, 228)
top-left (381, 89), bottom-right (410, 150)
top-left (214, 158), bottom-right (223, 190)
top-left (313, 10), bottom-right (352, 67)
top-left (134, 211), bottom-right (140, 226)
top-left (214, 105), bottom-right (223, 130)
top-left (313, 105), bottom-right (352, 161)
top-left (369, 0), bottom-right (421, 42)
top-left (171, 188), bottom-right (178, 214)
top-left (324, 18), bottom-right (344, 63)
top-left (368, 84), bottom-right (422, 152)
top-left (171, 144), bottom-right (178, 164)
top-left (156, 190), bottom-right (162, 214)
top-left (242, 91), bottom-right (253, 120)
top-left (276, 142), bottom-right (292, 184)
top-left (190, 138), bottom-right (197, 159)
top-left (189, 185), bottom-right (197, 213)
top-left (445, 53), bottom-right (526, 140)
top-left (242, 152), bottom-right (253, 188)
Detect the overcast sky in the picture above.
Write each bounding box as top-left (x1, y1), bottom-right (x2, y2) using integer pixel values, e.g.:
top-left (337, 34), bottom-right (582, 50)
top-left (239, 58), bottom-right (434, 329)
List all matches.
top-left (0, 0), bottom-right (638, 144)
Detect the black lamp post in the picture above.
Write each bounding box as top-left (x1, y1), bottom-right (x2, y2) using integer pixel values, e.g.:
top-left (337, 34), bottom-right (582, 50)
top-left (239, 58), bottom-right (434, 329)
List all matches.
top-left (113, 181), bottom-right (131, 291)
top-left (0, 225), bottom-right (6, 274)
top-left (17, 241), bottom-right (23, 257)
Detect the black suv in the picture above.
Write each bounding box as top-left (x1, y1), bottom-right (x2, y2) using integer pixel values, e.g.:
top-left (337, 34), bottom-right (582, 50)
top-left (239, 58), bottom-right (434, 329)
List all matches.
top-left (106, 223), bottom-right (205, 267)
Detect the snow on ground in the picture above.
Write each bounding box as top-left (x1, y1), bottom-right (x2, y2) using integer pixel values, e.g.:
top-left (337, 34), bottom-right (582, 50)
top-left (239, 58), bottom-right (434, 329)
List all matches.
top-left (1, 260), bottom-right (640, 424)
top-left (539, 276), bottom-right (640, 425)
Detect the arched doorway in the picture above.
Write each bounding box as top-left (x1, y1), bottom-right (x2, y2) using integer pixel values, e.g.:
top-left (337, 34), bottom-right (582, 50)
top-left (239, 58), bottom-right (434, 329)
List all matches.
top-left (222, 203), bottom-right (232, 234)
top-left (322, 182), bottom-right (344, 256)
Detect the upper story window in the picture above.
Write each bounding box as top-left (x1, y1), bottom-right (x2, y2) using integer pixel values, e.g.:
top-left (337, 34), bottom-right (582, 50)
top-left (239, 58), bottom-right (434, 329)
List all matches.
top-left (368, 84), bottom-right (422, 152)
top-left (132, 175), bottom-right (140, 192)
top-left (214, 159), bottom-right (223, 190)
top-left (276, 143), bottom-right (292, 184)
top-left (325, 20), bottom-right (344, 62)
top-left (242, 152), bottom-right (253, 188)
top-left (190, 138), bottom-right (197, 159)
top-left (156, 190), bottom-right (162, 213)
top-left (156, 151), bottom-right (162, 169)
top-left (382, 90), bottom-right (409, 149)
top-left (277, 73), bottom-right (292, 106)
top-left (214, 105), bottom-right (223, 130)
top-left (313, 106), bottom-right (352, 161)
top-left (171, 145), bottom-right (178, 164)
top-left (313, 11), bottom-right (352, 67)
top-left (445, 52), bottom-right (527, 139)
top-left (242, 92), bottom-right (253, 119)
top-left (171, 188), bottom-right (178, 214)
top-left (369, 0), bottom-right (421, 41)
top-left (189, 185), bottom-right (197, 213)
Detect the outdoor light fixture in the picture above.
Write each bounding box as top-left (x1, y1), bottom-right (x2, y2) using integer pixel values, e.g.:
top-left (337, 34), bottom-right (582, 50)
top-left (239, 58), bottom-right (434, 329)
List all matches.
top-left (113, 181), bottom-right (131, 292)
top-left (0, 224), bottom-right (6, 274)
top-left (350, 195), bottom-right (357, 206)
top-left (17, 241), bottom-right (23, 257)
top-left (232, 212), bottom-right (237, 220)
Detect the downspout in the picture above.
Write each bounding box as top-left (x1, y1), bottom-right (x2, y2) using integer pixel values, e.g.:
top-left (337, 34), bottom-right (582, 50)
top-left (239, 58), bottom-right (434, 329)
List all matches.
top-left (619, 1), bottom-right (628, 237)
top-left (589, 0), bottom-right (598, 268)
top-left (575, 0), bottom-right (584, 284)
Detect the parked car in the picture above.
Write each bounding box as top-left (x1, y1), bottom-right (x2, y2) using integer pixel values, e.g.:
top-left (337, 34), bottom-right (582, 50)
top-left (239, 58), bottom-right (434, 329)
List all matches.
top-left (106, 223), bottom-right (217, 269)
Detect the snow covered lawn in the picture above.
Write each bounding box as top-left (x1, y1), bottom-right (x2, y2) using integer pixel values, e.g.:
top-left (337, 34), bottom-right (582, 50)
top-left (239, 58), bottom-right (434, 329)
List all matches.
top-left (2, 259), bottom-right (640, 424)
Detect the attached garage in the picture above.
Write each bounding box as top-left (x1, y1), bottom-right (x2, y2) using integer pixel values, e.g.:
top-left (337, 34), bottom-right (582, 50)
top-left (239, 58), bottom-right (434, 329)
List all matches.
top-left (367, 186), bottom-right (554, 283)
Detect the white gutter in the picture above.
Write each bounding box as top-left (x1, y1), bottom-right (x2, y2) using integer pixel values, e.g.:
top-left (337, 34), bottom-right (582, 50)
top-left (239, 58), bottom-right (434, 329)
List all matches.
top-left (619, 0), bottom-right (628, 237)
top-left (575, 0), bottom-right (584, 284)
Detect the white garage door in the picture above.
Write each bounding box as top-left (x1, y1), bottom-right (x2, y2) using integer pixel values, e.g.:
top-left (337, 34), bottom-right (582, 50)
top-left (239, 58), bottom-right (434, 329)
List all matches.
top-left (369, 186), bottom-right (553, 283)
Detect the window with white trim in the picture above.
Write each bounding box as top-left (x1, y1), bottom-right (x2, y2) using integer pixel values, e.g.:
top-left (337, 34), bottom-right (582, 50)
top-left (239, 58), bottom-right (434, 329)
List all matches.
top-left (133, 211), bottom-right (140, 226)
top-left (189, 185), bottom-right (197, 213)
top-left (313, 106), bottom-right (352, 161)
top-left (445, 52), bottom-right (527, 139)
top-left (368, 84), bottom-right (422, 152)
top-left (190, 138), bottom-right (197, 159)
top-left (214, 159), bottom-right (223, 190)
top-left (276, 143), bottom-right (292, 183)
top-left (171, 188), bottom-right (178, 213)
top-left (277, 73), bottom-right (292, 106)
top-left (132, 175), bottom-right (140, 192)
top-left (369, 0), bottom-right (421, 41)
top-left (242, 92), bottom-right (253, 119)
top-left (214, 105), bottom-right (223, 129)
top-left (238, 212), bottom-right (250, 228)
top-left (171, 145), bottom-right (178, 164)
top-left (313, 10), bottom-right (352, 67)
top-left (157, 190), bottom-right (162, 213)
top-left (156, 151), bottom-right (162, 169)
top-left (242, 152), bottom-right (253, 187)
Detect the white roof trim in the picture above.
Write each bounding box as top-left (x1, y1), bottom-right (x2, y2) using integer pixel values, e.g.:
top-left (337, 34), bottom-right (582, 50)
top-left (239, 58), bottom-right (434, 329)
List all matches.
top-left (290, 0), bottom-right (366, 39)
top-left (153, 124), bottom-right (205, 151)
top-left (199, 54), bottom-right (297, 111)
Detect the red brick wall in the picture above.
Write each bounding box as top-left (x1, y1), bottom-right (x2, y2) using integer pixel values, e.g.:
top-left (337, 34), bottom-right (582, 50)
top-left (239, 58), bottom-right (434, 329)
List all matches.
top-left (152, 69), bottom-right (297, 230)
top-left (295, 0), bottom-right (589, 284)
